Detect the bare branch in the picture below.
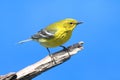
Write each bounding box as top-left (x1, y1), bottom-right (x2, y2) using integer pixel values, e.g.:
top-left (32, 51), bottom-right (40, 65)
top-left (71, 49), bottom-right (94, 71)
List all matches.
top-left (0, 72), bottom-right (17, 80)
top-left (0, 41), bottom-right (84, 80)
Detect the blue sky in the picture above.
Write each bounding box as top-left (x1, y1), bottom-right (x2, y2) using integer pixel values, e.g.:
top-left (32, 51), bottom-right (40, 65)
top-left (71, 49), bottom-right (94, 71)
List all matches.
top-left (0, 0), bottom-right (120, 80)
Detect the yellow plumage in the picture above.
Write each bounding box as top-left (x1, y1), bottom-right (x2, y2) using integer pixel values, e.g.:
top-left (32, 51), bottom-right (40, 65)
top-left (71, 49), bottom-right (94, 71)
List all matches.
top-left (18, 18), bottom-right (83, 63)
top-left (19, 18), bottom-right (83, 48)
top-left (37, 18), bottom-right (82, 47)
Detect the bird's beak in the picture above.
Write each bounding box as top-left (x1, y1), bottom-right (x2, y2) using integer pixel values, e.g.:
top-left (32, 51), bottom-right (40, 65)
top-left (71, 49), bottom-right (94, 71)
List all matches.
top-left (76, 22), bottom-right (83, 25)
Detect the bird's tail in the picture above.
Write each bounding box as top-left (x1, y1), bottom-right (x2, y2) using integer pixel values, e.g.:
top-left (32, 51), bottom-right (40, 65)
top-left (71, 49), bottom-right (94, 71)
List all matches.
top-left (18, 38), bottom-right (32, 44)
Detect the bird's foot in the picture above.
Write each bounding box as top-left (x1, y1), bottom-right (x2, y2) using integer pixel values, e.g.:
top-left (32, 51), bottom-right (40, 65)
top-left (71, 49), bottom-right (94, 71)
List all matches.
top-left (60, 45), bottom-right (71, 58)
top-left (48, 54), bottom-right (57, 65)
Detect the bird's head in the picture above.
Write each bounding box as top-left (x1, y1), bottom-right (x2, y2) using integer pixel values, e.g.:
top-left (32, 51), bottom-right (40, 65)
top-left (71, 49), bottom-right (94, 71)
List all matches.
top-left (60, 18), bottom-right (83, 31)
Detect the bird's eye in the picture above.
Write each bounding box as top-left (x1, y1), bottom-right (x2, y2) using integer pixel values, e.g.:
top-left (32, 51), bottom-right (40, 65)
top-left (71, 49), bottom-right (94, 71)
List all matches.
top-left (69, 22), bottom-right (73, 24)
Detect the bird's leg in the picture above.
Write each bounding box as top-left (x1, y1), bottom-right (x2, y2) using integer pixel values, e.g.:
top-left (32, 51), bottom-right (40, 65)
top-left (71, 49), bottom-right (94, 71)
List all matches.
top-left (59, 45), bottom-right (71, 58)
top-left (46, 48), bottom-right (57, 64)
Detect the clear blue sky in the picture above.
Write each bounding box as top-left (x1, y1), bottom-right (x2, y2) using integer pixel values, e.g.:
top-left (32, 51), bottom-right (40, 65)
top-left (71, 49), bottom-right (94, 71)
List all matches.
top-left (0, 0), bottom-right (120, 80)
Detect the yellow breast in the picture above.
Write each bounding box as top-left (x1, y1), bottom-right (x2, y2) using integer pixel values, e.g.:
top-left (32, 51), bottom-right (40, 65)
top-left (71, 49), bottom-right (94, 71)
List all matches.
top-left (39, 30), bottom-right (72, 48)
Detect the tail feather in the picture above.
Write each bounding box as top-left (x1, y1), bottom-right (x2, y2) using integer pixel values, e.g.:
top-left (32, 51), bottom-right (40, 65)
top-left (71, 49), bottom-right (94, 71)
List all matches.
top-left (18, 38), bottom-right (32, 44)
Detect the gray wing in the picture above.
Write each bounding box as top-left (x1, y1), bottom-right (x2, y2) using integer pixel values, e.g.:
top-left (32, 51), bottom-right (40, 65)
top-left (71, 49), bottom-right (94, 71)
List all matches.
top-left (31, 29), bottom-right (55, 39)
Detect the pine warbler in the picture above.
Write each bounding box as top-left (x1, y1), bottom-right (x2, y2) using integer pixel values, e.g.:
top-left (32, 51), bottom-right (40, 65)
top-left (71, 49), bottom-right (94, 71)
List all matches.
top-left (18, 18), bottom-right (83, 60)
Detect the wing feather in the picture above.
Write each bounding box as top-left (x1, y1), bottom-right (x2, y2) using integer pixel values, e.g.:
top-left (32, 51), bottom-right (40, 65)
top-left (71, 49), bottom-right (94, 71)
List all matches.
top-left (31, 29), bottom-right (55, 39)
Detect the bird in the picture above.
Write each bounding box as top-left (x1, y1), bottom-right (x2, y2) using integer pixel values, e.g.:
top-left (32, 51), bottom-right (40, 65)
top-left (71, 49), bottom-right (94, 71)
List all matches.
top-left (18, 18), bottom-right (83, 63)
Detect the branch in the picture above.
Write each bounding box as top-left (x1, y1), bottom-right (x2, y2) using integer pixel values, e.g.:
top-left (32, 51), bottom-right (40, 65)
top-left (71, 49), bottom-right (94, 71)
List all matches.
top-left (0, 41), bottom-right (84, 80)
top-left (0, 72), bottom-right (17, 80)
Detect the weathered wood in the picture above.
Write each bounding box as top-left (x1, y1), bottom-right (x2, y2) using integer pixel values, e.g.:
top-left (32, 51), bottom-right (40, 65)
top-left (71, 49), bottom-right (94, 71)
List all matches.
top-left (0, 72), bottom-right (17, 80)
top-left (0, 41), bottom-right (84, 80)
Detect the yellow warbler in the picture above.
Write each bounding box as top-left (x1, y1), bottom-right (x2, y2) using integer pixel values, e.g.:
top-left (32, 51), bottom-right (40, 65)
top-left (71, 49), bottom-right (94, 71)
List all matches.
top-left (18, 18), bottom-right (83, 60)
